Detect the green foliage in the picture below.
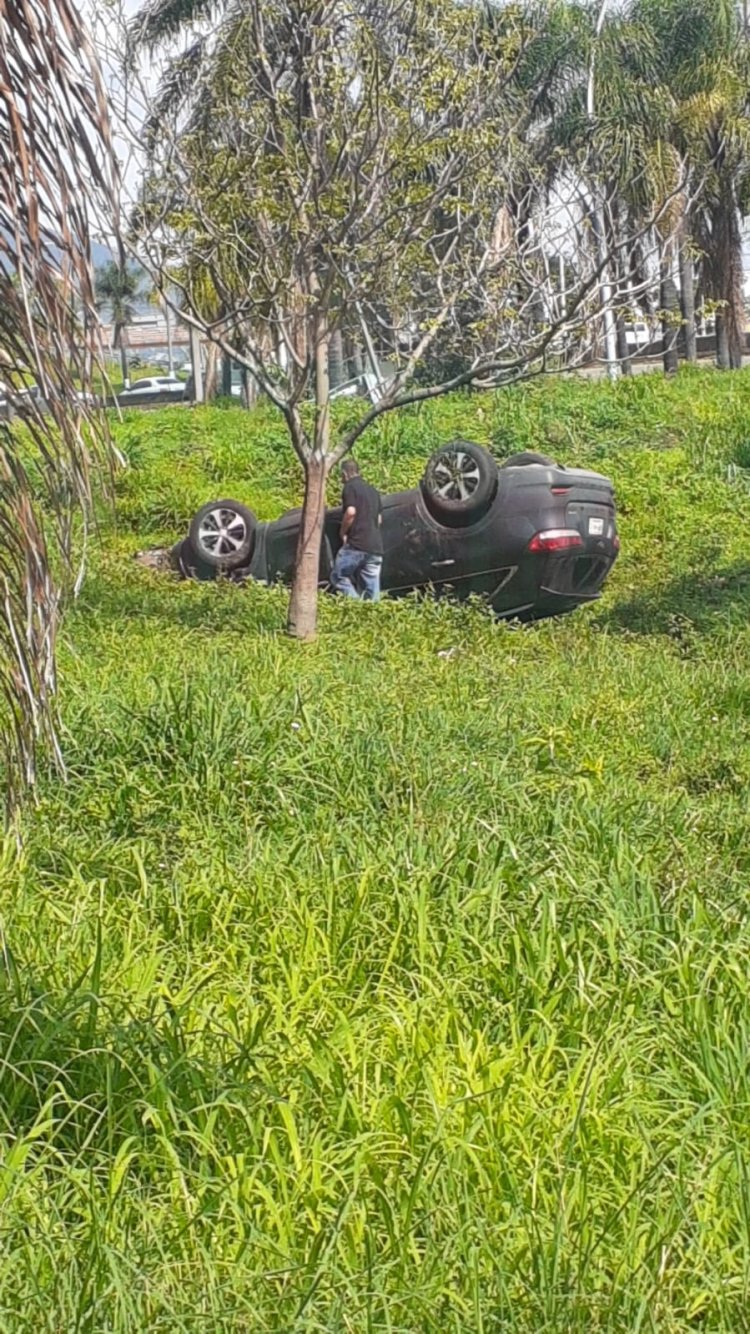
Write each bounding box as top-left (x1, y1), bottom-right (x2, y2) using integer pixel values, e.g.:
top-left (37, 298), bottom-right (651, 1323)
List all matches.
top-left (4, 370), bottom-right (750, 1327)
top-left (94, 262), bottom-right (151, 330)
top-left (130, 0), bottom-right (541, 432)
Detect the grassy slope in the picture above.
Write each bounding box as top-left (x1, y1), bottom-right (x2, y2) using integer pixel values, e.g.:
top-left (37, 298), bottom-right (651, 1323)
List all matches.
top-left (3, 369), bottom-right (750, 1329)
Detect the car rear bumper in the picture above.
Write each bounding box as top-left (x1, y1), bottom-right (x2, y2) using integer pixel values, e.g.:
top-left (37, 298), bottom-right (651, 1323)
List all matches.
top-left (539, 584), bottom-right (603, 603)
top-left (537, 548), bottom-right (616, 598)
top-left (485, 545), bottom-right (615, 619)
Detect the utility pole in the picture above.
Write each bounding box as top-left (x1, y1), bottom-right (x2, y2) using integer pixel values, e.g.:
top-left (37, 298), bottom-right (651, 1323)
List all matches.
top-left (587, 0), bottom-right (620, 381)
top-left (356, 303), bottom-right (383, 399)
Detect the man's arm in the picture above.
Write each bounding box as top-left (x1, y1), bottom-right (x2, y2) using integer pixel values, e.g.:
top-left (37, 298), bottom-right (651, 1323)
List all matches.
top-left (340, 505), bottom-right (356, 542)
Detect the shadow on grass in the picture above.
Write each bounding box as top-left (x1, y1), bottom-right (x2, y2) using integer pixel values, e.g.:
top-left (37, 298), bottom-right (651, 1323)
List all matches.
top-left (601, 563), bottom-right (750, 637)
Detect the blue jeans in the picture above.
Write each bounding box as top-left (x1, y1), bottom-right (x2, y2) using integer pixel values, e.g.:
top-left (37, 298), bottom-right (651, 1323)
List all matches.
top-left (331, 545), bottom-right (382, 601)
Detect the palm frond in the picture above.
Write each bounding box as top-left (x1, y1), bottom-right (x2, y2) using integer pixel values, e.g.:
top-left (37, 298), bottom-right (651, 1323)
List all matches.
top-left (128, 0), bottom-right (224, 57)
top-left (0, 0), bottom-right (116, 809)
top-left (143, 36), bottom-right (209, 140)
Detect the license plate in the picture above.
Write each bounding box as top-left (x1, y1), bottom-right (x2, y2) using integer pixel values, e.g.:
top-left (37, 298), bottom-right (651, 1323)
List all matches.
top-left (588, 517), bottom-right (604, 536)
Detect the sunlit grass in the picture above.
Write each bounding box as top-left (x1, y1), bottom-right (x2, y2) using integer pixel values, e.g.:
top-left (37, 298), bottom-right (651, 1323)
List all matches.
top-left (2, 368), bottom-right (750, 1328)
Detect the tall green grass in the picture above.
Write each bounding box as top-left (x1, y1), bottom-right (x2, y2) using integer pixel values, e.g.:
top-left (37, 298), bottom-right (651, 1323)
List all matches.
top-left (3, 368), bottom-right (750, 1329)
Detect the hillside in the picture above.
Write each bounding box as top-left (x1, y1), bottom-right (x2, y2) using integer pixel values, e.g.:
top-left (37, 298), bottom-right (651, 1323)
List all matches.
top-left (2, 368), bottom-right (750, 1329)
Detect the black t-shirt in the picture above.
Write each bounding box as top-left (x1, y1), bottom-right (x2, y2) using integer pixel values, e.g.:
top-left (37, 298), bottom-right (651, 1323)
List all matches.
top-left (342, 476), bottom-right (383, 555)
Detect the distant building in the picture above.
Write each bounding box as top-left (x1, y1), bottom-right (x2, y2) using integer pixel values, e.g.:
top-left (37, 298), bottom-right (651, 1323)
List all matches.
top-left (99, 318), bottom-right (190, 355)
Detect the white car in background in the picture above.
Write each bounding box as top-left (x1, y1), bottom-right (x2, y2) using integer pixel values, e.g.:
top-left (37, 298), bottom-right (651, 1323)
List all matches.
top-left (116, 375), bottom-right (186, 401)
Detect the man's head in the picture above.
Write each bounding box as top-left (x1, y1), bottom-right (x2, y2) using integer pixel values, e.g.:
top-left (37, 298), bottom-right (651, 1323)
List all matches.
top-left (341, 458), bottom-right (360, 482)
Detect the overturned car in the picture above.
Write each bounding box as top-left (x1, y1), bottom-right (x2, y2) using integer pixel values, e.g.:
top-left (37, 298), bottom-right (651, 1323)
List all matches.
top-left (169, 440), bottom-right (619, 621)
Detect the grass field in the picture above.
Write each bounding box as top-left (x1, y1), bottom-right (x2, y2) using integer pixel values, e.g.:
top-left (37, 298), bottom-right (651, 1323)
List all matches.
top-left (3, 368), bottom-right (750, 1330)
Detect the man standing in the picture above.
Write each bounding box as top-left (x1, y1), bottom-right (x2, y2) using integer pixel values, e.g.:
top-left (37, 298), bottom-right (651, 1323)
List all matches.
top-left (331, 458), bottom-right (383, 601)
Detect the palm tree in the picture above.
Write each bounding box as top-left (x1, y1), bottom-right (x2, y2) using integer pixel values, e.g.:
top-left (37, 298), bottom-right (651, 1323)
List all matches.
top-left (535, 2), bottom-right (677, 375)
top-left (687, 75), bottom-right (749, 371)
top-left (637, 0), bottom-right (750, 370)
top-left (95, 262), bottom-right (150, 388)
top-left (0, 0), bottom-right (115, 804)
top-left (531, 0), bottom-right (750, 378)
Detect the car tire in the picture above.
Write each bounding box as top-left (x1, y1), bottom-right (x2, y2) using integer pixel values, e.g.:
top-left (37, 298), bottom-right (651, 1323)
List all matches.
top-left (188, 499), bottom-right (257, 571)
top-left (172, 537), bottom-right (217, 581)
top-left (500, 451), bottom-right (556, 467)
top-left (421, 439), bottom-right (498, 527)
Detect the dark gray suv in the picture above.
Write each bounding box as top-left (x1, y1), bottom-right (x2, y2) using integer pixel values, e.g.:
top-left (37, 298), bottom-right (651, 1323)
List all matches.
top-left (172, 440), bottom-right (619, 621)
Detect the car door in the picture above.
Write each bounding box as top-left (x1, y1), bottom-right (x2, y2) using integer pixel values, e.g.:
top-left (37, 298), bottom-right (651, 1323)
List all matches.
top-left (267, 508), bottom-right (332, 585)
top-left (380, 492), bottom-right (514, 603)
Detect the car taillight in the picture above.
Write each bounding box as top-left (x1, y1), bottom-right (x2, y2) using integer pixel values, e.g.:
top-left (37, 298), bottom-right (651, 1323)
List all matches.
top-left (528, 528), bottom-right (584, 553)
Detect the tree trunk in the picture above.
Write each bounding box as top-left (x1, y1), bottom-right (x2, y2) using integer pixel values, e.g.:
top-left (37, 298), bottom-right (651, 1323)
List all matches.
top-left (165, 300), bottom-right (174, 375)
top-left (345, 334), bottom-right (364, 380)
top-left (591, 204), bottom-right (620, 380)
top-left (221, 353), bottom-right (233, 397)
top-left (660, 247), bottom-right (680, 376)
top-left (612, 199), bottom-right (631, 374)
top-left (678, 227), bottom-right (697, 364)
top-left (204, 342), bottom-right (219, 400)
top-left (329, 329), bottom-right (345, 390)
top-left (189, 324), bottom-right (204, 402)
top-left (712, 180), bottom-right (744, 370)
top-left (117, 327), bottom-right (129, 388)
top-left (586, 12), bottom-right (620, 382)
top-left (615, 313), bottom-right (632, 374)
top-left (726, 196), bottom-right (744, 370)
top-left (287, 454), bottom-right (329, 640)
top-left (287, 313), bottom-right (332, 641)
top-left (716, 314), bottom-right (731, 370)
top-left (241, 368), bottom-right (257, 410)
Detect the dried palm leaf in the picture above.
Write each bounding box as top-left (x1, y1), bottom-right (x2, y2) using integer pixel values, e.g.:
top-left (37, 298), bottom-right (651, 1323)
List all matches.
top-left (0, 0), bottom-right (116, 811)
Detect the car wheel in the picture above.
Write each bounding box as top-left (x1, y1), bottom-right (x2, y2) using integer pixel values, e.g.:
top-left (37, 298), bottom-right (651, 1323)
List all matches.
top-left (500, 451), bottom-right (556, 467)
top-left (188, 499), bottom-right (257, 571)
top-left (172, 537), bottom-right (216, 581)
top-left (421, 439), bottom-right (498, 527)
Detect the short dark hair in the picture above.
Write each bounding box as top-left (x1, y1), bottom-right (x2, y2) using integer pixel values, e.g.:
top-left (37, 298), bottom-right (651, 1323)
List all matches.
top-left (341, 458), bottom-right (359, 480)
